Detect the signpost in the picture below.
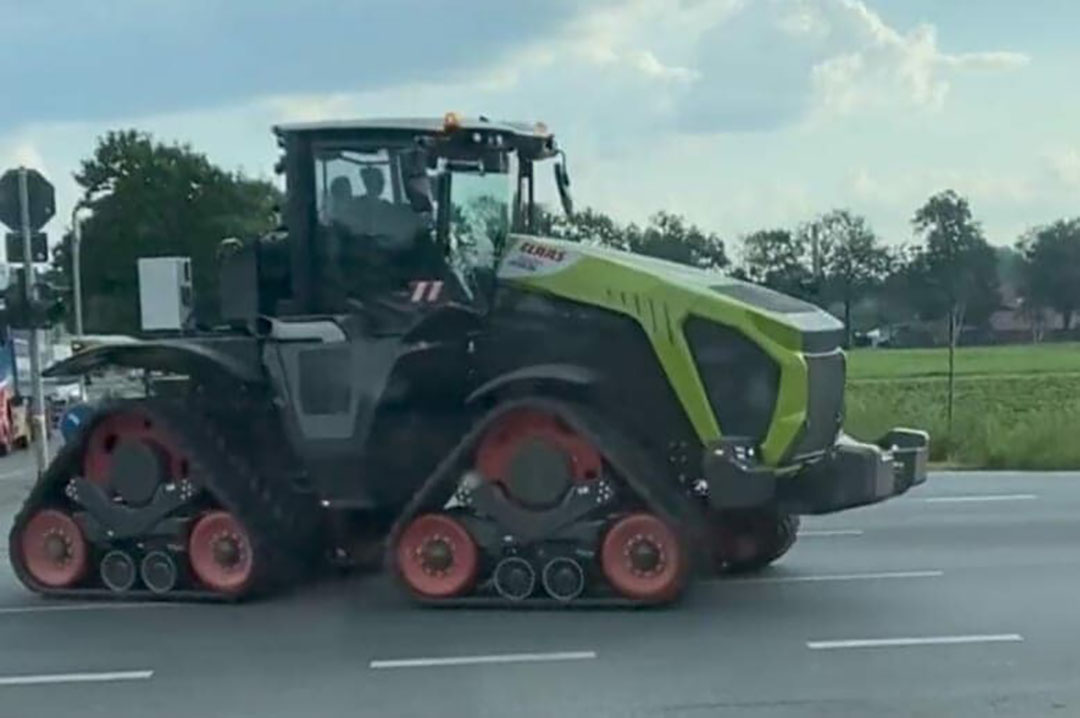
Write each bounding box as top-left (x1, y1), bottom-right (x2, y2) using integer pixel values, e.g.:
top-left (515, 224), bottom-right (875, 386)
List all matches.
top-left (0, 167), bottom-right (55, 474)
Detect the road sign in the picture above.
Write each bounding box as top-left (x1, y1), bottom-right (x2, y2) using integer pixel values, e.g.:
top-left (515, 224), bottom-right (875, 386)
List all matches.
top-left (5, 232), bottom-right (47, 263)
top-left (0, 168), bottom-right (55, 231)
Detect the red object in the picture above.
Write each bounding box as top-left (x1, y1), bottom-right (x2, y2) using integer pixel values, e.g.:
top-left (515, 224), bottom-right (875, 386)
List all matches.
top-left (83, 411), bottom-right (187, 486)
top-left (475, 409), bottom-right (602, 486)
top-left (600, 513), bottom-right (686, 602)
top-left (395, 513), bottom-right (478, 598)
top-left (19, 509), bottom-right (89, 588)
top-left (188, 511), bottom-right (255, 595)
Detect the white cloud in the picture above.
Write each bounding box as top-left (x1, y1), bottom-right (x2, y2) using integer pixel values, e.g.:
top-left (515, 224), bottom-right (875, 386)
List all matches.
top-left (0, 0), bottom-right (1058, 258)
top-left (806, 0), bottom-right (1030, 118)
top-left (0, 139), bottom-right (48, 173)
top-left (1044, 147), bottom-right (1080, 189)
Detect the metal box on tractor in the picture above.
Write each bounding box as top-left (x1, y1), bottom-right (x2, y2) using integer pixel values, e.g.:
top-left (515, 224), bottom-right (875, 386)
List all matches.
top-left (9, 115), bottom-right (928, 605)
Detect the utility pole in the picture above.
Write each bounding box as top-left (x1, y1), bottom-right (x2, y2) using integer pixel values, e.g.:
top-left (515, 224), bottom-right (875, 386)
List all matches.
top-left (72, 203), bottom-right (86, 336)
top-left (17, 168), bottom-right (49, 471)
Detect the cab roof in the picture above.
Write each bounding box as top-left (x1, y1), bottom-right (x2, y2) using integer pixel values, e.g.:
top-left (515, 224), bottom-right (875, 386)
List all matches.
top-left (274, 116), bottom-right (549, 137)
top-left (272, 116), bottom-right (559, 159)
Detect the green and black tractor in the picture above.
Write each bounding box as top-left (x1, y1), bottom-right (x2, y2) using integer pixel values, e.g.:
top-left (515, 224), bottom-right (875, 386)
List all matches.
top-left (9, 115), bottom-right (928, 605)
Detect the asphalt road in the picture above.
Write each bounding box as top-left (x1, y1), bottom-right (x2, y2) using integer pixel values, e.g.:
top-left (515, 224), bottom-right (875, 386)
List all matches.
top-left (0, 448), bottom-right (1078, 718)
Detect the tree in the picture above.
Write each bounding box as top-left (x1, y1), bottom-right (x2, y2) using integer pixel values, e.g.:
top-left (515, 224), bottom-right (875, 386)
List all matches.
top-left (911, 189), bottom-right (1000, 437)
top-left (740, 229), bottom-right (811, 298)
top-left (627, 211), bottom-right (728, 269)
top-left (801, 209), bottom-right (891, 346)
top-left (537, 206), bottom-right (626, 248)
top-left (1017, 218), bottom-right (1080, 330)
top-left (64, 130), bottom-right (281, 333)
top-left (537, 206), bottom-right (728, 270)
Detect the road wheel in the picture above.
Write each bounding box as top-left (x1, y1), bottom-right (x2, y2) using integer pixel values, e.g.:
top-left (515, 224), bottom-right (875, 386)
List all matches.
top-left (600, 512), bottom-right (687, 602)
top-left (712, 511), bottom-right (799, 574)
top-left (188, 510), bottom-right (257, 596)
top-left (18, 509), bottom-right (90, 588)
top-left (395, 513), bottom-right (478, 599)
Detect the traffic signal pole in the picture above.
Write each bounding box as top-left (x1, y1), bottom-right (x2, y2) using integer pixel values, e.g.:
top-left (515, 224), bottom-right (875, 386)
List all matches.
top-left (17, 168), bottom-right (49, 473)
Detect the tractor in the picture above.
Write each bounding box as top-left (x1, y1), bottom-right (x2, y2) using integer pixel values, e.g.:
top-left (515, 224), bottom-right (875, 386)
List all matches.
top-left (9, 115), bottom-right (928, 604)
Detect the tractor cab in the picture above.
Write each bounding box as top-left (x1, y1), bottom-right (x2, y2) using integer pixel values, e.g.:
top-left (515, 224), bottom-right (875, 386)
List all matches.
top-left (253, 114), bottom-right (573, 332)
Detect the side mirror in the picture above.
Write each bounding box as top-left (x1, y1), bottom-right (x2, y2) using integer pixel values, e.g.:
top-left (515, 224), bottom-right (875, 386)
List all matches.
top-left (554, 160), bottom-right (574, 217)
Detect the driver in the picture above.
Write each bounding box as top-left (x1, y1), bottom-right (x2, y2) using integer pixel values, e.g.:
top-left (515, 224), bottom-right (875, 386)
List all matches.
top-left (355, 166), bottom-right (392, 213)
top-left (347, 165), bottom-right (425, 252)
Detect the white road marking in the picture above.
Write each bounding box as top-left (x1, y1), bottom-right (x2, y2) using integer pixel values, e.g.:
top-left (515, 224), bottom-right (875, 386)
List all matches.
top-left (370, 650), bottom-right (597, 670)
top-left (0, 670), bottom-right (153, 687)
top-left (733, 570), bottom-right (943, 584)
top-left (921, 494), bottom-right (1037, 504)
top-left (798, 529), bottom-right (864, 537)
top-left (0, 602), bottom-right (185, 616)
top-left (807, 634), bottom-right (1023, 650)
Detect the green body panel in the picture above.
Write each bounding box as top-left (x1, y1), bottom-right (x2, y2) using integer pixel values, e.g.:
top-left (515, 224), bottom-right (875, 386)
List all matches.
top-left (497, 235), bottom-right (836, 466)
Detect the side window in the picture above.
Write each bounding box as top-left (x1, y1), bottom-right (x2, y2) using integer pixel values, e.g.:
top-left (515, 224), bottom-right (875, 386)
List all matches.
top-left (311, 146), bottom-right (437, 309)
top-left (314, 149), bottom-right (397, 231)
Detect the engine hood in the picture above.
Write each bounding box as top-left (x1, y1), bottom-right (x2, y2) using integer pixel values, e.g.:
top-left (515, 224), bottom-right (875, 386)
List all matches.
top-left (495, 234), bottom-right (844, 464)
top-left (497, 234), bottom-right (843, 354)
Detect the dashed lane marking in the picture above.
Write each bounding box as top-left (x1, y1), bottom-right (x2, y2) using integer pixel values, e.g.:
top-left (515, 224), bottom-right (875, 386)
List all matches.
top-left (0, 602), bottom-right (185, 616)
top-left (920, 494), bottom-right (1037, 504)
top-left (798, 529), bottom-right (864, 537)
top-left (807, 634), bottom-right (1023, 650)
top-left (0, 670), bottom-right (154, 687)
top-left (370, 651), bottom-right (597, 669)
top-left (732, 570), bottom-right (943, 584)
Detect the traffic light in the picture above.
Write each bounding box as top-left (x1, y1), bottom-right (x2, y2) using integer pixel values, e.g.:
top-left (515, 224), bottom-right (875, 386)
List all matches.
top-left (0, 266), bottom-right (66, 329)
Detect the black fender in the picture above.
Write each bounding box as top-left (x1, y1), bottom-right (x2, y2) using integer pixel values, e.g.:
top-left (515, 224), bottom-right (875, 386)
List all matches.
top-left (42, 340), bottom-right (264, 387)
top-left (466, 363), bottom-right (597, 407)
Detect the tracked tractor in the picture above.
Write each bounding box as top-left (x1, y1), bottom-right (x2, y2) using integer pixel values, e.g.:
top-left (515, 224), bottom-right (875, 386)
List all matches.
top-left (9, 115), bottom-right (928, 605)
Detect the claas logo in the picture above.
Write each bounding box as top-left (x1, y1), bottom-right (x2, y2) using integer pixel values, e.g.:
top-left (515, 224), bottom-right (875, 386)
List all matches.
top-left (519, 241), bottom-right (565, 262)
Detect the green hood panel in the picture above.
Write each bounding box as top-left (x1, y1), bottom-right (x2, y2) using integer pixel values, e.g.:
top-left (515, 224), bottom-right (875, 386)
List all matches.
top-left (497, 235), bottom-right (843, 465)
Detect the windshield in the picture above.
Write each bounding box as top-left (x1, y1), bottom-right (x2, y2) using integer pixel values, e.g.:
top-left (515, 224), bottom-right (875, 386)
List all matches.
top-left (446, 168), bottom-right (512, 300)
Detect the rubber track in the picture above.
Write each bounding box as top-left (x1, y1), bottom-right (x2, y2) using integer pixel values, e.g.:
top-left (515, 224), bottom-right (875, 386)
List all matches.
top-left (8, 399), bottom-right (322, 601)
top-left (387, 396), bottom-right (710, 607)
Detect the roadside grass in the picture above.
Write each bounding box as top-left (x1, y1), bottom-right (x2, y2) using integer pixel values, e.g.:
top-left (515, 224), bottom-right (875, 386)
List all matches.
top-left (847, 342), bottom-right (1080, 380)
top-left (844, 344), bottom-right (1080, 469)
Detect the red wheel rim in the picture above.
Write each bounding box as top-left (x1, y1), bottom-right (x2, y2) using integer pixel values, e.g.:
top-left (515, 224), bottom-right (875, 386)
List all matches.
top-left (188, 511), bottom-right (255, 595)
top-left (83, 411), bottom-right (187, 487)
top-left (601, 513), bottom-right (686, 602)
top-left (19, 509), bottom-right (89, 588)
top-left (395, 514), bottom-right (478, 598)
top-left (475, 409), bottom-right (602, 485)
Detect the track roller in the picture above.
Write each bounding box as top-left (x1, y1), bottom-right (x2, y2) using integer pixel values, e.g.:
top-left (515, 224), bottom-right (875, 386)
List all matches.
top-left (188, 511), bottom-right (256, 596)
top-left (600, 513), bottom-right (686, 602)
top-left (140, 551), bottom-right (179, 594)
top-left (100, 550), bottom-right (137, 592)
top-left (17, 509), bottom-right (89, 588)
top-left (541, 557), bottom-right (585, 602)
top-left (395, 513), bottom-right (478, 598)
top-left (493, 557), bottom-right (536, 601)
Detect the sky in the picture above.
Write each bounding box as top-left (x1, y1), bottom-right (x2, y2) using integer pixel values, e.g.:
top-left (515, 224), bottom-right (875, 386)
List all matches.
top-left (1, 0), bottom-right (1078, 262)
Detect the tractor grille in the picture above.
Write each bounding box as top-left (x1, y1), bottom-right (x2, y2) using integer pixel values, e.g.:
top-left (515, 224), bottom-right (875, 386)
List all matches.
top-left (790, 350), bottom-right (846, 458)
top-left (684, 317), bottom-right (780, 444)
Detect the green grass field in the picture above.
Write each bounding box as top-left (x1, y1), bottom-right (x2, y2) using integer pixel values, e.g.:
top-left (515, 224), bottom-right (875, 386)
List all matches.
top-left (843, 343), bottom-right (1080, 469)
